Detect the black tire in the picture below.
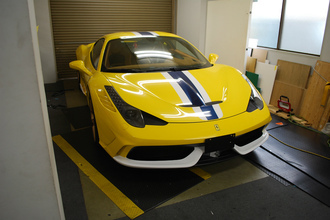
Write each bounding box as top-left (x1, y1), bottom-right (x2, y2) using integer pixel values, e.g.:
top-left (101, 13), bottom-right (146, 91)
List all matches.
top-left (77, 71), bottom-right (81, 91)
top-left (89, 98), bottom-right (99, 144)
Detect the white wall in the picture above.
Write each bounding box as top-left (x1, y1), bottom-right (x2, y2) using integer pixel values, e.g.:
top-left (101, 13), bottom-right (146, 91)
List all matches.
top-left (0, 0), bottom-right (64, 219)
top-left (205, 0), bottom-right (253, 73)
top-left (176, 0), bottom-right (208, 54)
top-left (34, 0), bottom-right (57, 83)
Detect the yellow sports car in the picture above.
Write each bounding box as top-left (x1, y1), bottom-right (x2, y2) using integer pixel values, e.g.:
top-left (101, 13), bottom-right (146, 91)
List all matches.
top-left (69, 31), bottom-right (271, 168)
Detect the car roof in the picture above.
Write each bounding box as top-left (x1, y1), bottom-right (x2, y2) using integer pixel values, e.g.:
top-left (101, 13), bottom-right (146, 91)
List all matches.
top-left (102, 31), bottom-right (182, 42)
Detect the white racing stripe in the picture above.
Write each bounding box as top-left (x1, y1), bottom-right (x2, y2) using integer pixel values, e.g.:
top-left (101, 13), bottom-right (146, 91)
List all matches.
top-left (182, 70), bottom-right (212, 103)
top-left (183, 71), bottom-right (223, 119)
top-left (161, 72), bottom-right (192, 106)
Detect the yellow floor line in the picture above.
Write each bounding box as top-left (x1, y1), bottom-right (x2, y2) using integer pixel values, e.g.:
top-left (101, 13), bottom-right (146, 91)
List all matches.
top-left (52, 135), bottom-right (144, 219)
top-left (189, 167), bottom-right (212, 180)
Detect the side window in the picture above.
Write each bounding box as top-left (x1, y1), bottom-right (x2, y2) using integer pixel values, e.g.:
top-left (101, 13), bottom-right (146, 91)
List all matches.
top-left (91, 38), bottom-right (105, 69)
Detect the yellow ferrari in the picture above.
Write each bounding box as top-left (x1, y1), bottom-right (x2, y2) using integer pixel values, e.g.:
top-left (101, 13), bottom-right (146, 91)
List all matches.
top-left (69, 31), bottom-right (271, 168)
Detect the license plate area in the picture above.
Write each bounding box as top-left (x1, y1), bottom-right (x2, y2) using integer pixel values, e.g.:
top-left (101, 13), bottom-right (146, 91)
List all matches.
top-left (205, 134), bottom-right (235, 153)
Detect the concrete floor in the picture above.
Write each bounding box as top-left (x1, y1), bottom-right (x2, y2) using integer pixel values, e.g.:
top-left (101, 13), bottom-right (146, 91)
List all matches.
top-left (47, 79), bottom-right (330, 220)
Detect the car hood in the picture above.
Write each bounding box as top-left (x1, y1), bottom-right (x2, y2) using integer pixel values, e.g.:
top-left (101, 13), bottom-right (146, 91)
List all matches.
top-left (103, 64), bottom-right (251, 123)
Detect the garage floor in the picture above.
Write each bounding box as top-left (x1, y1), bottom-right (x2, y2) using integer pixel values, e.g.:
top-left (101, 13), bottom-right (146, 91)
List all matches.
top-left (46, 80), bottom-right (330, 220)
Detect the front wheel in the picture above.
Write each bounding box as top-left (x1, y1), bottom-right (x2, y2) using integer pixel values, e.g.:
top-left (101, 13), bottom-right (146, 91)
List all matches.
top-left (89, 98), bottom-right (99, 143)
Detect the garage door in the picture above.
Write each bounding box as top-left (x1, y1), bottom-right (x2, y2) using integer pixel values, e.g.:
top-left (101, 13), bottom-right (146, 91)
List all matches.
top-left (50, 0), bottom-right (175, 79)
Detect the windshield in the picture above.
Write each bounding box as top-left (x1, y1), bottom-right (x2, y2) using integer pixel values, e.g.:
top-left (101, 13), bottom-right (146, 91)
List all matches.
top-left (101, 36), bottom-right (212, 73)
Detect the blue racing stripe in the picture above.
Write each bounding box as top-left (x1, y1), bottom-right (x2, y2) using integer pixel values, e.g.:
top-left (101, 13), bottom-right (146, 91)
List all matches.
top-left (167, 71), bottom-right (219, 120)
top-left (201, 105), bottom-right (218, 120)
top-left (168, 71), bottom-right (205, 106)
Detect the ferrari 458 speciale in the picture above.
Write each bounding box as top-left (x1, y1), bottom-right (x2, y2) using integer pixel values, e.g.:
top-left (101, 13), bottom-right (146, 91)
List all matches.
top-left (69, 31), bottom-right (271, 168)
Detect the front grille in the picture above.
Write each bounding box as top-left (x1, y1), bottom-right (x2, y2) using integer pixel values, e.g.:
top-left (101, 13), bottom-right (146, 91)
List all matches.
top-left (127, 145), bottom-right (195, 161)
top-left (127, 126), bottom-right (265, 162)
top-left (235, 126), bottom-right (264, 146)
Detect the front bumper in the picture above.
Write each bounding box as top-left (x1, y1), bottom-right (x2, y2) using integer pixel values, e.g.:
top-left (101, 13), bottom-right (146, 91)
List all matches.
top-left (94, 91), bottom-right (272, 168)
top-left (112, 126), bottom-right (269, 169)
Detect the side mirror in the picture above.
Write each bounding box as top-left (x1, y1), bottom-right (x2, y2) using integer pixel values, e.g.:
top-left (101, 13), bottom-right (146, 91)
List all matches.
top-left (69, 60), bottom-right (92, 77)
top-left (208, 53), bottom-right (219, 65)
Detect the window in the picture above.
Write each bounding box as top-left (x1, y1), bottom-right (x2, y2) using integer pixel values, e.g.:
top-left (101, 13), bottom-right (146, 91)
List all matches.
top-left (91, 38), bottom-right (105, 69)
top-left (250, 0), bottom-right (329, 55)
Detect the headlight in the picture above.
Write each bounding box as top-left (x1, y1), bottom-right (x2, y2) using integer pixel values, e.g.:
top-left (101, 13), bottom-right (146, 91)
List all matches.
top-left (105, 86), bottom-right (145, 128)
top-left (242, 74), bottom-right (264, 112)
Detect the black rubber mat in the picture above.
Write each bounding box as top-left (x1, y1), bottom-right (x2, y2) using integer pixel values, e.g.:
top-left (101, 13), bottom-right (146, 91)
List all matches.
top-left (245, 147), bottom-right (330, 207)
top-left (62, 105), bottom-right (92, 129)
top-left (264, 132), bottom-right (330, 188)
top-left (60, 127), bottom-right (205, 212)
top-left (267, 120), bottom-right (330, 162)
top-left (246, 114), bottom-right (330, 207)
top-left (266, 114), bottom-right (288, 131)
